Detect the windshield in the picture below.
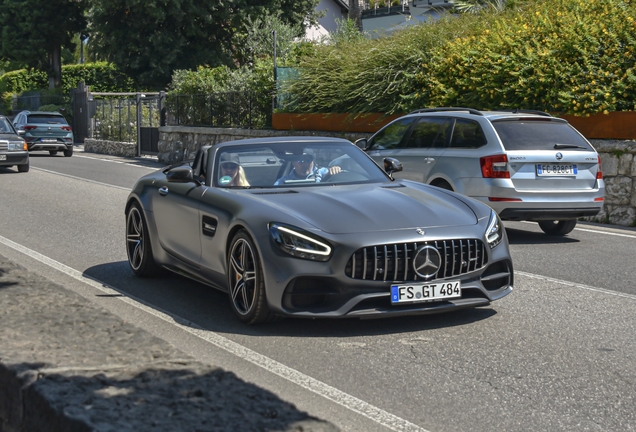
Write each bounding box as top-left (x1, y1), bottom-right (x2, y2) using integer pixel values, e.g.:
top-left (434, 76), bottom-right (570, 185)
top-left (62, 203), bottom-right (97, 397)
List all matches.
top-left (213, 141), bottom-right (389, 188)
top-left (0, 118), bottom-right (15, 133)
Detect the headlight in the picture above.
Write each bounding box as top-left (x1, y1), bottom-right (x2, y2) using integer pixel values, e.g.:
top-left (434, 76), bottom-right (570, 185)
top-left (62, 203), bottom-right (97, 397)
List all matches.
top-left (269, 223), bottom-right (332, 261)
top-left (486, 210), bottom-right (503, 248)
top-left (8, 142), bottom-right (26, 151)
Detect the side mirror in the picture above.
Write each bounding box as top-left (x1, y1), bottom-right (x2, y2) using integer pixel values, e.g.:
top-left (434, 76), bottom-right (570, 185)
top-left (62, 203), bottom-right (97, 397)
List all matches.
top-left (167, 166), bottom-right (198, 184)
top-left (383, 157), bottom-right (403, 180)
top-left (17, 129), bottom-right (25, 136)
top-left (354, 138), bottom-right (368, 150)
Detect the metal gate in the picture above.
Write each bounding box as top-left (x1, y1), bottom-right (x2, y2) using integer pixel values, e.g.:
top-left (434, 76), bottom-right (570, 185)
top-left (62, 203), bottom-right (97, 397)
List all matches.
top-left (71, 84), bottom-right (165, 156)
top-left (138, 93), bottom-right (164, 156)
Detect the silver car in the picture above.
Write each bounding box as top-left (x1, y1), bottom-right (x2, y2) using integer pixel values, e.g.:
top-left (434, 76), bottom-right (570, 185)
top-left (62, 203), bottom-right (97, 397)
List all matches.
top-left (355, 108), bottom-right (605, 235)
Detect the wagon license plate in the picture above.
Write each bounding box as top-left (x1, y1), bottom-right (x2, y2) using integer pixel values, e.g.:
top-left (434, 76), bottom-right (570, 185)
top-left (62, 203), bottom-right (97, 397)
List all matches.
top-left (0, 155), bottom-right (6, 160)
top-left (391, 281), bottom-right (461, 304)
top-left (536, 164), bottom-right (577, 176)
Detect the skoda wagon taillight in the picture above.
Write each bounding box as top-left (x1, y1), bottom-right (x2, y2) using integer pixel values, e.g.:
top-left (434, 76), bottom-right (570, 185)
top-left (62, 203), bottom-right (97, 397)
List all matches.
top-left (597, 155), bottom-right (603, 179)
top-left (480, 154), bottom-right (510, 178)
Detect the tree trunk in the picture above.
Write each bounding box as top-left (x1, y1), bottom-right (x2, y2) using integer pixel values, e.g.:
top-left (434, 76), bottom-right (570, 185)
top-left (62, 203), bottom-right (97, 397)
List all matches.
top-left (48, 45), bottom-right (62, 89)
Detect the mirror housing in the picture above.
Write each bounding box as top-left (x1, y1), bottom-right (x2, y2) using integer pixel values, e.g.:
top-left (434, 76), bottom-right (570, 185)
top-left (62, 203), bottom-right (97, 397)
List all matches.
top-left (354, 138), bottom-right (368, 150)
top-left (17, 129), bottom-right (25, 136)
top-left (167, 166), bottom-right (198, 184)
top-left (383, 157), bottom-right (403, 180)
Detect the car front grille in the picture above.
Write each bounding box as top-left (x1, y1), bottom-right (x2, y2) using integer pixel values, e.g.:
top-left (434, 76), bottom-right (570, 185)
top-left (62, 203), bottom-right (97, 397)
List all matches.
top-left (0, 140), bottom-right (8, 151)
top-left (345, 239), bottom-right (488, 282)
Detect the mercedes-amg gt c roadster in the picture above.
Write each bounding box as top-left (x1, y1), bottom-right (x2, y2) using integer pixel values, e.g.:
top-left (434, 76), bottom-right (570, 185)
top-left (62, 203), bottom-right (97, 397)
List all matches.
top-left (125, 137), bottom-right (513, 324)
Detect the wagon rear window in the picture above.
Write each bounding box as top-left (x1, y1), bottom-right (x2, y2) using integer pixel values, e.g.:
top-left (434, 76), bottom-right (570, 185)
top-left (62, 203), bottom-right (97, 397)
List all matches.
top-left (492, 120), bottom-right (593, 151)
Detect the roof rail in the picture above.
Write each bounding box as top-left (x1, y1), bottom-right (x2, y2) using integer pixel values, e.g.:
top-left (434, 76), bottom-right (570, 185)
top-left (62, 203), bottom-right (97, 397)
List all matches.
top-left (408, 107), bottom-right (484, 116)
top-left (496, 109), bottom-right (553, 117)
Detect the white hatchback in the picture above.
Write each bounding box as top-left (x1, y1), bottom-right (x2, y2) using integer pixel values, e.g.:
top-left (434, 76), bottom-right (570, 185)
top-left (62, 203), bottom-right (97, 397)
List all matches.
top-left (356, 108), bottom-right (604, 235)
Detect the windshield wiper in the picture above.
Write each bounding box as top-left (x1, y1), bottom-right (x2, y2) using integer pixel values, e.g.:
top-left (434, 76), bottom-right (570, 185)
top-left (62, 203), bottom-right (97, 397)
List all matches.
top-left (553, 143), bottom-right (586, 149)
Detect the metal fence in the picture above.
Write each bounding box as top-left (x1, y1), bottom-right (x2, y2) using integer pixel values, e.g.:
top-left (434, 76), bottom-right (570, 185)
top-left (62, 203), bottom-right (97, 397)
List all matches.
top-left (90, 97), bottom-right (138, 142)
top-left (11, 93), bottom-right (71, 113)
top-left (165, 91), bottom-right (272, 129)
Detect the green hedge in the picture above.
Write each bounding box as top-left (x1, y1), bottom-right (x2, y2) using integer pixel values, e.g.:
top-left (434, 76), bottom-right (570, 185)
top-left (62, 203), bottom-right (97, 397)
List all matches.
top-left (283, 0), bottom-right (636, 116)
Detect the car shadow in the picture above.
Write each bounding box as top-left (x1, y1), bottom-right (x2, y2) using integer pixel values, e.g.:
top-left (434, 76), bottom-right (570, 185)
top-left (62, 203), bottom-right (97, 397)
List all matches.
top-left (0, 167), bottom-right (21, 174)
top-left (84, 261), bottom-right (498, 338)
top-left (505, 227), bottom-right (580, 245)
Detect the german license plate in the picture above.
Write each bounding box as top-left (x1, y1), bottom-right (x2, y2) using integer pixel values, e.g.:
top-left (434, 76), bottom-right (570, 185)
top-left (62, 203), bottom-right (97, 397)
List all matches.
top-left (391, 281), bottom-right (461, 304)
top-left (536, 164), bottom-right (577, 176)
top-left (0, 155), bottom-right (6, 160)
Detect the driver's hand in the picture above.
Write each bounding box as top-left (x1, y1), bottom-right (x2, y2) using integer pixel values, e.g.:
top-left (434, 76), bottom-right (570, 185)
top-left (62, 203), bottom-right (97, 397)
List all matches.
top-left (328, 166), bottom-right (342, 175)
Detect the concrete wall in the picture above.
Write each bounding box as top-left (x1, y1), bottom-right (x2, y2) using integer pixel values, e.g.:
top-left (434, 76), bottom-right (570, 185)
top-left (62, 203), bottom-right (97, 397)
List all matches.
top-left (84, 127), bottom-right (636, 227)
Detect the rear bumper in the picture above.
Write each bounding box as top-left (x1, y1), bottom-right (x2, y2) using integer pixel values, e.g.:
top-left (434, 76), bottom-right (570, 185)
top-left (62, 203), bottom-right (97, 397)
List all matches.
top-left (27, 142), bottom-right (72, 151)
top-left (499, 207), bottom-right (601, 221)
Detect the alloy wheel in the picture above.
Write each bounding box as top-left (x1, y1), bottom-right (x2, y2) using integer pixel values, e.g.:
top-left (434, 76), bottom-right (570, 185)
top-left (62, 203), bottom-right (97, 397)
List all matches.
top-left (229, 238), bottom-right (257, 315)
top-left (126, 207), bottom-right (144, 271)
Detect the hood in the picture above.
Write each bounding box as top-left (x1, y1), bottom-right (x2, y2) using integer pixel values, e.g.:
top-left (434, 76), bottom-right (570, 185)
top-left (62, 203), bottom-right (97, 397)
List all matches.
top-left (0, 132), bottom-right (21, 140)
top-left (248, 183), bottom-right (478, 234)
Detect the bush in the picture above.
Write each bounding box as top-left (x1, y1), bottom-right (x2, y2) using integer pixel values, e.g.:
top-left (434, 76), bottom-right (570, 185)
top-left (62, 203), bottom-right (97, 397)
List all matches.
top-left (282, 0), bottom-right (636, 116)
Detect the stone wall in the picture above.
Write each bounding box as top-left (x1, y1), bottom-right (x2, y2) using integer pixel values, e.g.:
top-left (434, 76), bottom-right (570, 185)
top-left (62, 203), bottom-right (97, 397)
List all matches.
top-left (84, 138), bottom-right (137, 158)
top-left (84, 127), bottom-right (636, 227)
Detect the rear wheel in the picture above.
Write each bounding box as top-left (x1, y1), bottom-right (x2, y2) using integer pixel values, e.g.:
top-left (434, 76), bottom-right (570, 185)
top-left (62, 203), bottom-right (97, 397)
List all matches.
top-left (17, 160), bottom-right (29, 173)
top-left (125, 202), bottom-right (161, 276)
top-left (49, 150), bottom-right (58, 156)
top-left (227, 230), bottom-right (278, 324)
top-left (432, 180), bottom-right (453, 191)
top-left (538, 219), bottom-right (577, 236)
top-left (63, 147), bottom-right (73, 157)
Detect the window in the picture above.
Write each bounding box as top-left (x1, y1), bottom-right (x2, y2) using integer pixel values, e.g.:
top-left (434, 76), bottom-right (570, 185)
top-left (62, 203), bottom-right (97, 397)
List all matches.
top-left (449, 119), bottom-right (487, 148)
top-left (368, 118), bottom-right (415, 150)
top-left (492, 120), bottom-right (593, 151)
top-left (26, 114), bottom-right (67, 124)
top-left (404, 117), bottom-right (451, 149)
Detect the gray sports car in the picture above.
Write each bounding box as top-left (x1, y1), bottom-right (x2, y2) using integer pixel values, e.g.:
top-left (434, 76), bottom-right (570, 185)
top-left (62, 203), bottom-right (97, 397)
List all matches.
top-left (125, 137), bottom-right (513, 324)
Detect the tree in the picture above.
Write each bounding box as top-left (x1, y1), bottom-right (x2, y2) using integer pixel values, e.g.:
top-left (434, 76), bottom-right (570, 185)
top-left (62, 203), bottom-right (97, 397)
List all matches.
top-left (88, 0), bottom-right (319, 90)
top-left (0, 0), bottom-right (87, 89)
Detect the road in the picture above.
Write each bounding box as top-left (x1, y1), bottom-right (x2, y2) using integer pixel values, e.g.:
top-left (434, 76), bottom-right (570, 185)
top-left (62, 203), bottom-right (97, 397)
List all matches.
top-left (1, 149), bottom-right (635, 432)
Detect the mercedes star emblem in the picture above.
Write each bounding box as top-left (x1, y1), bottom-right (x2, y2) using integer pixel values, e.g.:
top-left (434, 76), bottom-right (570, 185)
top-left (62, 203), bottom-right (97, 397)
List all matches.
top-left (416, 228), bottom-right (425, 236)
top-left (413, 245), bottom-right (442, 279)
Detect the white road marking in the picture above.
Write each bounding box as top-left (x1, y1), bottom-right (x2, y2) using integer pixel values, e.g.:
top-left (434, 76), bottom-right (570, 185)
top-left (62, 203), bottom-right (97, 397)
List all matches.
top-left (518, 221), bottom-right (636, 239)
top-left (516, 271), bottom-right (636, 301)
top-left (74, 154), bottom-right (158, 169)
top-left (32, 167), bottom-right (131, 191)
top-left (0, 234), bottom-right (428, 432)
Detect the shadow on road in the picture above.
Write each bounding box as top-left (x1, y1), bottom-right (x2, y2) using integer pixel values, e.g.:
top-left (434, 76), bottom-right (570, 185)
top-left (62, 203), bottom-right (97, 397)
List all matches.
top-left (505, 227), bottom-right (580, 245)
top-left (84, 261), bottom-right (498, 339)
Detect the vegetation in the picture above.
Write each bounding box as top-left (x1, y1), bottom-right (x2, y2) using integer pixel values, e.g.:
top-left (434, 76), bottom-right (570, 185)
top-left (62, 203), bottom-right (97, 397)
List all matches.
top-left (281, 0), bottom-right (636, 117)
top-left (0, 0), bottom-right (87, 89)
top-left (88, 0), bottom-right (319, 90)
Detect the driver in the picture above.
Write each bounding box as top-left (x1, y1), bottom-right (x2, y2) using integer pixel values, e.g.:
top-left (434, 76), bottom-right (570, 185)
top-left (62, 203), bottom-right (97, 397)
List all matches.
top-left (274, 151), bottom-right (342, 185)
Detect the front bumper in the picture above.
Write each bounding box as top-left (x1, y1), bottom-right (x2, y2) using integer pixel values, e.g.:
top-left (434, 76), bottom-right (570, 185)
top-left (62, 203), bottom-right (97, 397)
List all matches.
top-left (259, 225), bottom-right (514, 319)
top-left (0, 152), bottom-right (29, 166)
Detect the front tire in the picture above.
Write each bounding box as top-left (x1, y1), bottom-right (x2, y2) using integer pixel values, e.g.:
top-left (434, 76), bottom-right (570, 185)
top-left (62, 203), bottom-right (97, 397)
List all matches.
top-left (227, 230), bottom-right (278, 324)
top-left (126, 202), bottom-right (161, 276)
top-left (17, 160), bottom-right (29, 173)
top-left (538, 219), bottom-right (577, 236)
